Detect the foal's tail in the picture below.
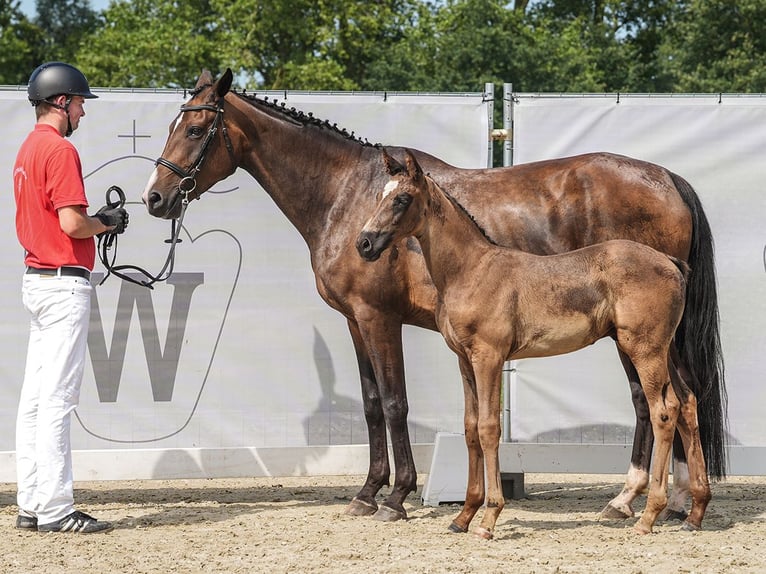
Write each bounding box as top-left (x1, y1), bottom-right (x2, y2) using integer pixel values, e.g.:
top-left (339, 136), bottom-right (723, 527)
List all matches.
top-left (670, 171), bottom-right (728, 479)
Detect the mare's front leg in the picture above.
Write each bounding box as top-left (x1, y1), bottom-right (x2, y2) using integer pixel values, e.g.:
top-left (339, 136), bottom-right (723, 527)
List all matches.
top-left (449, 356), bottom-right (485, 534)
top-left (352, 316), bottom-right (417, 522)
top-left (344, 319), bottom-right (390, 517)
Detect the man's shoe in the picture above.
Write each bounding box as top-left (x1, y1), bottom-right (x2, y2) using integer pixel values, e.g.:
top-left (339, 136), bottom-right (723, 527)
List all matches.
top-left (15, 515), bottom-right (38, 530)
top-left (38, 511), bottom-right (113, 534)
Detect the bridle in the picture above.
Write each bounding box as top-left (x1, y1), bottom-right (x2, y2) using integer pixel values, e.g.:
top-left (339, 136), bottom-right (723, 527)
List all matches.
top-left (98, 95), bottom-right (236, 289)
top-left (154, 96), bottom-right (236, 199)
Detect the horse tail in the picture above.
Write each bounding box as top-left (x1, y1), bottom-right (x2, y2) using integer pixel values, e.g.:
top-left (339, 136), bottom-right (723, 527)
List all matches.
top-left (669, 171), bottom-right (728, 479)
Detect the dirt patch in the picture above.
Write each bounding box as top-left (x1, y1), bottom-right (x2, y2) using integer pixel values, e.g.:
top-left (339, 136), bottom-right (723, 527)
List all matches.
top-left (2, 473), bottom-right (765, 573)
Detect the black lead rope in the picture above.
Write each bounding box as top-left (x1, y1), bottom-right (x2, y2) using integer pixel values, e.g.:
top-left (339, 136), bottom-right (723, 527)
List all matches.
top-left (97, 185), bottom-right (189, 289)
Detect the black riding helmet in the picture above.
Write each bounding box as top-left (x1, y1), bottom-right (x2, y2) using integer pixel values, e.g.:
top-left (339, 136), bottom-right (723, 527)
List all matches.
top-left (27, 62), bottom-right (98, 105)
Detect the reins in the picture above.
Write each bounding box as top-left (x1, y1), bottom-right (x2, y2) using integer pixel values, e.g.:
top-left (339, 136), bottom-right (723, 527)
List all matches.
top-left (98, 94), bottom-right (234, 289)
top-left (97, 185), bottom-right (189, 289)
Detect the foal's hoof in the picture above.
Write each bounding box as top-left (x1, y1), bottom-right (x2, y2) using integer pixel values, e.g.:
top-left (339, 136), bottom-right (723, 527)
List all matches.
top-left (658, 507), bottom-right (688, 523)
top-left (680, 520), bottom-right (700, 532)
top-left (345, 497), bottom-right (377, 517)
top-left (372, 504), bottom-right (406, 522)
top-left (448, 521), bottom-right (468, 533)
top-left (632, 523), bottom-right (652, 536)
top-left (600, 502), bottom-right (633, 520)
top-left (473, 527), bottom-right (493, 540)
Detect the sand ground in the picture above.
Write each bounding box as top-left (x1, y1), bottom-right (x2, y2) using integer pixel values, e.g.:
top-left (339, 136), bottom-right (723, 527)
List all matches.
top-left (2, 473), bottom-right (765, 574)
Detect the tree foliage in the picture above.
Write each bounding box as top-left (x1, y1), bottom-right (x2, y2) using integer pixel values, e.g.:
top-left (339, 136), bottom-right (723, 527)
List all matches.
top-left (3, 0), bottom-right (765, 94)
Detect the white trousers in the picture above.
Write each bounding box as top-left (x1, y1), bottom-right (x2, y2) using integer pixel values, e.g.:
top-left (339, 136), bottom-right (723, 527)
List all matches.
top-left (16, 273), bottom-right (92, 524)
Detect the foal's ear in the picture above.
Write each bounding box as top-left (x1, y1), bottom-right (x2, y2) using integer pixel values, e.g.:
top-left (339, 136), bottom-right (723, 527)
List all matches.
top-left (404, 149), bottom-right (424, 181)
top-left (382, 148), bottom-right (405, 176)
top-left (215, 68), bottom-right (234, 98)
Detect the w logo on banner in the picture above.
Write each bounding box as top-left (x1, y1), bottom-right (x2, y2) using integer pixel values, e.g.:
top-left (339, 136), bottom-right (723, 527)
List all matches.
top-left (88, 273), bottom-right (204, 403)
top-left (75, 228), bottom-right (242, 443)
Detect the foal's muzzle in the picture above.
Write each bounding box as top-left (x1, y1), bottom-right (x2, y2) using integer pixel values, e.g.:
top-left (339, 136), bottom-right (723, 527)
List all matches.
top-left (356, 231), bottom-right (391, 262)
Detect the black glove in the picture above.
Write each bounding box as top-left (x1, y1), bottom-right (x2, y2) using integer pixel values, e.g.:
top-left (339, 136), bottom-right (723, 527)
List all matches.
top-left (95, 205), bottom-right (129, 234)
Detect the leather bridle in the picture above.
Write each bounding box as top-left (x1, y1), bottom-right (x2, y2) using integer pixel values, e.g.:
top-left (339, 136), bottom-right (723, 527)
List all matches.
top-left (154, 97), bottom-right (236, 199)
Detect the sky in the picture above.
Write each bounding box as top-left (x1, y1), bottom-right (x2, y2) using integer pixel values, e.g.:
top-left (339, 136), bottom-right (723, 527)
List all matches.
top-left (18, 0), bottom-right (113, 18)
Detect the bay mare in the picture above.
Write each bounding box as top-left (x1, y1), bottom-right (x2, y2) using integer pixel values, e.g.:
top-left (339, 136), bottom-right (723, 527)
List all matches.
top-left (142, 69), bottom-right (726, 523)
top-left (356, 149), bottom-right (711, 538)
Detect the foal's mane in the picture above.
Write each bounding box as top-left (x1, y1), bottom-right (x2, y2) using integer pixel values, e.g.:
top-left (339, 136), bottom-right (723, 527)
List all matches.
top-left (424, 174), bottom-right (499, 246)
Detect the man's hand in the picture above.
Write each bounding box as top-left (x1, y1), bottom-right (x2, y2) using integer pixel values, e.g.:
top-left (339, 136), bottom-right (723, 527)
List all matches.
top-left (95, 205), bottom-right (129, 234)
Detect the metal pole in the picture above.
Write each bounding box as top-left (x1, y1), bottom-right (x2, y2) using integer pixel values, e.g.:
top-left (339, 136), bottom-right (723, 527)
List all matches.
top-left (502, 82), bottom-right (514, 443)
top-left (484, 82), bottom-right (494, 168)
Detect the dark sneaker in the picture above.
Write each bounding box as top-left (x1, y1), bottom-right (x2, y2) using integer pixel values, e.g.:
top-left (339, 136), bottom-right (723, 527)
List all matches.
top-left (15, 515), bottom-right (38, 530)
top-left (38, 511), bottom-right (114, 534)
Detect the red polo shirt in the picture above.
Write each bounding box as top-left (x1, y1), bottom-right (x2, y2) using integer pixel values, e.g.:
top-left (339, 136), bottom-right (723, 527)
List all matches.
top-left (14, 123), bottom-right (94, 270)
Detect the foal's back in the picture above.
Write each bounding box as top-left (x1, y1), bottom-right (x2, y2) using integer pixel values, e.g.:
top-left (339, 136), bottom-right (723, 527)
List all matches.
top-left (461, 239), bottom-right (688, 361)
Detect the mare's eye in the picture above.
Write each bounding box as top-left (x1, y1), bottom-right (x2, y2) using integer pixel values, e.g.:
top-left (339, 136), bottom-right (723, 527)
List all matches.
top-left (187, 126), bottom-right (204, 138)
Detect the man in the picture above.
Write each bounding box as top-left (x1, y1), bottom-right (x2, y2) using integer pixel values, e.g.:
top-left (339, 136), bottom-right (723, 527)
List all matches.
top-left (13, 62), bottom-right (128, 534)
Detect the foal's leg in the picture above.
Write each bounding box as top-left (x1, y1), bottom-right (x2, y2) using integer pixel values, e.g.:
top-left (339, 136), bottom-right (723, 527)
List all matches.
top-left (449, 357), bottom-right (485, 534)
top-left (668, 358), bottom-right (712, 531)
top-left (602, 351), bottom-right (651, 519)
top-left (473, 355), bottom-right (505, 539)
top-left (659, 354), bottom-right (697, 522)
top-left (634, 362), bottom-right (681, 534)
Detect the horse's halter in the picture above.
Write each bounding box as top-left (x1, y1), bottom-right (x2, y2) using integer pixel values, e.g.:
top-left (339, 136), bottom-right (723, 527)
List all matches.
top-left (155, 96), bottom-right (236, 200)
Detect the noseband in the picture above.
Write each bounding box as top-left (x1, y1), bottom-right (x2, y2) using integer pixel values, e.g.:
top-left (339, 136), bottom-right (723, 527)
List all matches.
top-left (155, 98), bottom-right (236, 198)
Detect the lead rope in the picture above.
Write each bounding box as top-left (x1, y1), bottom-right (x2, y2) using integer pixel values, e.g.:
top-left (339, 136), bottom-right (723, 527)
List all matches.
top-left (98, 187), bottom-right (190, 289)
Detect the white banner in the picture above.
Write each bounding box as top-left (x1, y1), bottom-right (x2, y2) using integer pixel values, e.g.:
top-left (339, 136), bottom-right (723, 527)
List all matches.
top-left (510, 94), bottom-right (766, 448)
top-left (0, 88), bottom-right (489, 468)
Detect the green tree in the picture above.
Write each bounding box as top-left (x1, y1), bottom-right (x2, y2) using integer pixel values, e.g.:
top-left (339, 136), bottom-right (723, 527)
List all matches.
top-left (212, 0), bottom-right (419, 90)
top-left (0, 0), bottom-right (44, 84)
top-left (34, 0), bottom-right (98, 64)
top-left (659, 0), bottom-right (766, 92)
top-left (75, 0), bottom-right (225, 88)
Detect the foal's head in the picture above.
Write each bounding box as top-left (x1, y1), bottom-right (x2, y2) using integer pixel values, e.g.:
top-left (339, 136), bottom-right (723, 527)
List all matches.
top-left (356, 149), bottom-right (430, 262)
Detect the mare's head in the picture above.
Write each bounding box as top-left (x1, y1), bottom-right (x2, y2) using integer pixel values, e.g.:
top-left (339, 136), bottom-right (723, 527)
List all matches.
top-left (356, 148), bottom-right (429, 262)
top-left (143, 68), bottom-right (238, 219)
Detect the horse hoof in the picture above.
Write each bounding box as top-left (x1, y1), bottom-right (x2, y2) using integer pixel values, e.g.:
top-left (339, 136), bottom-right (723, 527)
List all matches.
top-left (680, 521), bottom-right (700, 532)
top-left (633, 523), bottom-right (652, 535)
top-left (448, 522), bottom-right (468, 534)
top-left (658, 508), bottom-right (688, 522)
top-left (372, 504), bottom-right (406, 522)
top-left (345, 497), bottom-right (377, 517)
top-left (473, 527), bottom-right (493, 540)
top-left (600, 503), bottom-right (633, 520)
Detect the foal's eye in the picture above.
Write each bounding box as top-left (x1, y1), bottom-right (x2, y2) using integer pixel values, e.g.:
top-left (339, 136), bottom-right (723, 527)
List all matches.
top-left (393, 193), bottom-right (411, 207)
top-left (187, 126), bottom-right (204, 138)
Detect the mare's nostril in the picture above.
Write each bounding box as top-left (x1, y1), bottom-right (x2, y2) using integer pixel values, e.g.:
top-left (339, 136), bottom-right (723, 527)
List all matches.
top-left (148, 192), bottom-right (162, 208)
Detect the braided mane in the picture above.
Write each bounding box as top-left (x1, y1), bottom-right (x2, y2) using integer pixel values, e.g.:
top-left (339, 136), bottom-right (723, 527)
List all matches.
top-left (234, 89), bottom-right (381, 148)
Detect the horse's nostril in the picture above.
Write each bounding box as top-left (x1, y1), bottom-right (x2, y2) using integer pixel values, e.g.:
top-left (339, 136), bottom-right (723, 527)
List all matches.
top-left (148, 192), bottom-right (162, 207)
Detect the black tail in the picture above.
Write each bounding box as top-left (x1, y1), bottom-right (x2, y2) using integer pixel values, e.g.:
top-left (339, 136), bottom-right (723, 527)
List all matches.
top-left (670, 171), bottom-right (728, 479)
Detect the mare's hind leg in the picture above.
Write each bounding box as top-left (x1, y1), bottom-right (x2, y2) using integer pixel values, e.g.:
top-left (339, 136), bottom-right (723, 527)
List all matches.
top-left (601, 351), bottom-right (651, 520)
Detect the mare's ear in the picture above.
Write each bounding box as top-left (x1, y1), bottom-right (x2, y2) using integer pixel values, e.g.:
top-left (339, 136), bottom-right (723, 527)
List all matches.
top-left (382, 148), bottom-right (405, 176)
top-left (404, 149), bottom-right (424, 182)
top-left (195, 70), bottom-right (213, 90)
top-left (215, 68), bottom-right (234, 98)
